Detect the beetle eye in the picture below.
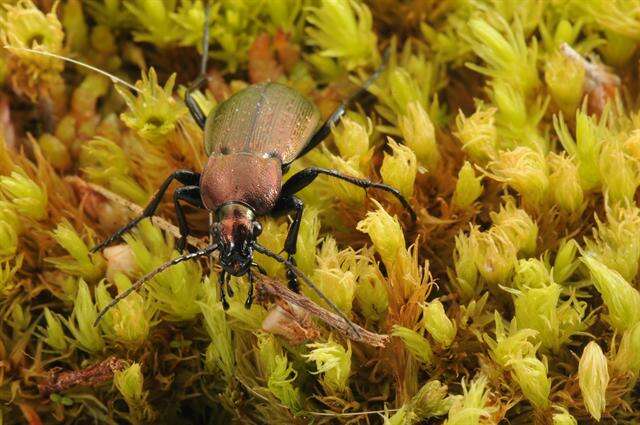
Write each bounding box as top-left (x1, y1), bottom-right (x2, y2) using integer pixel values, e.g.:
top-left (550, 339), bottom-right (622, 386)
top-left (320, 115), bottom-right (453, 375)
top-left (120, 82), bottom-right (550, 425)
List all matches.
top-left (252, 221), bottom-right (262, 237)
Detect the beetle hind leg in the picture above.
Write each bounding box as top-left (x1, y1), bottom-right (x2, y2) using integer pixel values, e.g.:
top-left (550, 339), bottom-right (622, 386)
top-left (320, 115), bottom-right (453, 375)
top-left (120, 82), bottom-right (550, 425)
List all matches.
top-left (291, 51), bottom-right (389, 162)
top-left (185, 2), bottom-right (212, 129)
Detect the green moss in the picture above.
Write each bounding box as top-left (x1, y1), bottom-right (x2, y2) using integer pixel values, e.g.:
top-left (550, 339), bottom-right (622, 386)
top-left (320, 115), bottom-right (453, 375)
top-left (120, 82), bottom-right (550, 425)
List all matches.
top-left (2, 0), bottom-right (640, 423)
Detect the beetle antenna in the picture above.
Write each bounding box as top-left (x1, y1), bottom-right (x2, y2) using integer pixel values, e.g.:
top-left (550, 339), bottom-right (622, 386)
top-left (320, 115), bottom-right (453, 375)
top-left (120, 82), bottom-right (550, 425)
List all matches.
top-left (93, 244), bottom-right (218, 326)
top-left (252, 243), bottom-right (360, 336)
top-left (3, 46), bottom-right (142, 93)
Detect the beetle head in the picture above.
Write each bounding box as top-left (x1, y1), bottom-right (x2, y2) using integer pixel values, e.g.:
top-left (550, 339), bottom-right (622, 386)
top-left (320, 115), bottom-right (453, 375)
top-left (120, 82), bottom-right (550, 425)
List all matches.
top-left (212, 203), bottom-right (262, 276)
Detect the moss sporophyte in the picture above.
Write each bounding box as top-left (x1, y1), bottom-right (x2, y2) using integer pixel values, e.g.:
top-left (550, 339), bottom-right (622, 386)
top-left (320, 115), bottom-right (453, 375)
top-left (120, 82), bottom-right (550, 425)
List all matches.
top-left (2, 0), bottom-right (640, 423)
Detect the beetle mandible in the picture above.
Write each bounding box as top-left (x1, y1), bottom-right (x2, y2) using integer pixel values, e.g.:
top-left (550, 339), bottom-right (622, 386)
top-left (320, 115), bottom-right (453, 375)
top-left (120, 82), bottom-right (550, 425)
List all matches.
top-left (92, 5), bottom-right (416, 326)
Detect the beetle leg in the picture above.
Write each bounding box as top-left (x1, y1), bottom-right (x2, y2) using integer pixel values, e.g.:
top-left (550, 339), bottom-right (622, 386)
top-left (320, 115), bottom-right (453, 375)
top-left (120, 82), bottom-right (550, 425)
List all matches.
top-left (292, 54), bottom-right (388, 162)
top-left (91, 170), bottom-right (201, 252)
top-left (252, 261), bottom-right (267, 275)
top-left (272, 195), bottom-right (304, 292)
top-left (186, 84), bottom-right (207, 129)
top-left (185, 2), bottom-right (212, 129)
top-left (295, 104), bottom-right (346, 160)
top-left (173, 185), bottom-right (204, 253)
top-left (226, 275), bottom-right (234, 298)
top-left (218, 270), bottom-right (229, 310)
top-left (280, 167), bottom-right (417, 222)
top-left (245, 268), bottom-right (254, 309)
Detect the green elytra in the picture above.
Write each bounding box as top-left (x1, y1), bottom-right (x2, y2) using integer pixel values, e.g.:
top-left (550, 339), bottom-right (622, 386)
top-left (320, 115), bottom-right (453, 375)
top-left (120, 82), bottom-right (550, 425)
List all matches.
top-left (204, 82), bottom-right (320, 163)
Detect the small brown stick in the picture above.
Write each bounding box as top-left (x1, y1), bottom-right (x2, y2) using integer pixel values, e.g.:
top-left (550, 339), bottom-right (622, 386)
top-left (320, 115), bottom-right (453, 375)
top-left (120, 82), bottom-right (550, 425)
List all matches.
top-left (65, 176), bottom-right (208, 249)
top-left (39, 356), bottom-right (127, 397)
top-left (255, 275), bottom-right (389, 347)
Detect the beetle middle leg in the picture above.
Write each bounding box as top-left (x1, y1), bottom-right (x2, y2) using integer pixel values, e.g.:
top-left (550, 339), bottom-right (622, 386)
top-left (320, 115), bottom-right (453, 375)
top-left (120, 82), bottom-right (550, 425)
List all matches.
top-left (280, 167), bottom-right (417, 221)
top-left (185, 1), bottom-right (212, 129)
top-left (173, 185), bottom-right (204, 253)
top-left (271, 195), bottom-right (304, 292)
top-left (91, 170), bottom-right (201, 252)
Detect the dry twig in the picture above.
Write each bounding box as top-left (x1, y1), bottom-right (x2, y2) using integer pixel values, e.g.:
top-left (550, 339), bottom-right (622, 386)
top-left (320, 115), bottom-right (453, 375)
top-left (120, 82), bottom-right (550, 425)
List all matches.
top-left (39, 356), bottom-right (127, 397)
top-left (256, 275), bottom-right (389, 347)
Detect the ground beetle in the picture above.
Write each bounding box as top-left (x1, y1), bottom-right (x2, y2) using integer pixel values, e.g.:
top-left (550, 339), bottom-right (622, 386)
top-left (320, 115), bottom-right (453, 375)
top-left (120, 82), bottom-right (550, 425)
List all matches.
top-left (90, 6), bottom-right (416, 326)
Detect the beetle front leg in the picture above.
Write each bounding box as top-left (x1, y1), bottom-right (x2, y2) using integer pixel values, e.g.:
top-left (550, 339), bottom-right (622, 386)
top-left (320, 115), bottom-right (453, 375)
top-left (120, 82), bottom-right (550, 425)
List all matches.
top-left (245, 268), bottom-right (255, 309)
top-left (218, 270), bottom-right (229, 310)
top-left (272, 195), bottom-right (304, 292)
top-left (91, 170), bottom-right (200, 252)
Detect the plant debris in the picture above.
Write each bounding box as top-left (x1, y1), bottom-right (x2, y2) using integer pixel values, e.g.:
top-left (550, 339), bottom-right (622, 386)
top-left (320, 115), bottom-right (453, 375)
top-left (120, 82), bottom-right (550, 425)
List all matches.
top-left (257, 275), bottom-right (388, 347)
top-left (2, 0), bottom-right (640, 423)
top-left (38, 356), bottom-right (127, 397)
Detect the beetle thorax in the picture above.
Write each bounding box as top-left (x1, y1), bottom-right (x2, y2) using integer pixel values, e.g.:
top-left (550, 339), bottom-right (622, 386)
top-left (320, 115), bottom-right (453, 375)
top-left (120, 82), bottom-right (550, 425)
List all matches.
top-left (200, 152), bottom-right (282, 215)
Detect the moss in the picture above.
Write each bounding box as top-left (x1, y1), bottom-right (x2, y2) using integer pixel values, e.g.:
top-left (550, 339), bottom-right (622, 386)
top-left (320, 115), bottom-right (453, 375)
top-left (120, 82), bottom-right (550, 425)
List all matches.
top-left (3, 0), bottom-right (640, 423)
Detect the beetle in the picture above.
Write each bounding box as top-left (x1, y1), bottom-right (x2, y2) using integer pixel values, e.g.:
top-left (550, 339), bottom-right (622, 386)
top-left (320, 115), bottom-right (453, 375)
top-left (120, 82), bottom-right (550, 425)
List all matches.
top-left (88, 7), bottom-right (416, 326)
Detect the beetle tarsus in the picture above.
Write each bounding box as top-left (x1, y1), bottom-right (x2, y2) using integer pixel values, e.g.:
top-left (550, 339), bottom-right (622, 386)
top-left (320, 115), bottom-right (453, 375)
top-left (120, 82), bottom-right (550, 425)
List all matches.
top-left (286, 263), bottom-right (299, 293)
top-left (226, 277), bottom-right (234, 298)
top-left (185, 82), bottom-right (207, 130)
top-left (284, 254), bottom-right (300, 293)
top-left (245, 269), bottom-right (255, 309)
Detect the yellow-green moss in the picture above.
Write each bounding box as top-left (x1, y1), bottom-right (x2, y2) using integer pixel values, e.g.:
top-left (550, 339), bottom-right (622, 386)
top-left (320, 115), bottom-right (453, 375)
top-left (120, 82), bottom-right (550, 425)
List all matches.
top-left (1, 0), bottom-right (640, 423)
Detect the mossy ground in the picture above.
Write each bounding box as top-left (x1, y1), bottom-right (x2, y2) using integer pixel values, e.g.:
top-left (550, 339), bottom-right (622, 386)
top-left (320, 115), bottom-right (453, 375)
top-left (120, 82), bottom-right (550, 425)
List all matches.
top-left (1, 0), bottom-right (640, 424)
